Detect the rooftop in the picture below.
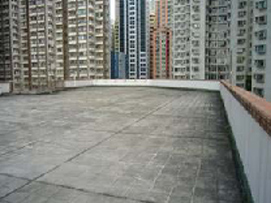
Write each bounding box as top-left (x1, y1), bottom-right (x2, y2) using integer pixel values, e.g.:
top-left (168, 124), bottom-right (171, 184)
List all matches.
top-left (0, 87), bottom-right (241, 203)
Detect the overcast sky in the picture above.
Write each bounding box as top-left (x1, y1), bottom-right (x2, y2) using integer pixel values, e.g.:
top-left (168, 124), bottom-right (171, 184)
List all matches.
top-left (110, 0), bottom-right (115, 21)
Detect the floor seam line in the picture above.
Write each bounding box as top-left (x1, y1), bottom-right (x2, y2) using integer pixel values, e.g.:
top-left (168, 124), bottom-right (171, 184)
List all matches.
top-left (0, 165), bottom-right (60, 200)
top-left (37, 179), bottom-right (156, 203)
top-left (118, 96), bottom-right (183, 134)
top-left (190, 159), bottom-right (202, 203)
top-left (0, 173), bottom-right (153, 203)
top-left (0, 141), bottom-right (38, 157)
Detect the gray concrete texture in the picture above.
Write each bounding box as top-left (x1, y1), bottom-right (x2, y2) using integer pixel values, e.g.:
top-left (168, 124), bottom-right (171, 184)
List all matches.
top-left (0, 87), bottom-right (241, 203)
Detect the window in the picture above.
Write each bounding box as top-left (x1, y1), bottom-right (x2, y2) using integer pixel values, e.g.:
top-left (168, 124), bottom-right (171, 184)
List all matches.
top-left (255, 15), bottom-right (267, 25)
top-left (253, 87), bottom-right (264, 97)
top-left (254, 74), bottom-right (265, 83)
top-left (236, 75), bottom-right (245, 81)
top-left (255, 30), bottom-right (267, 40)
top-left (255, 45), bottom-right (266, 54)
top-left (237, 66), bottom-right (245, 72)
top-left (256, 0), bottom-right (267, 10)
top-left (255, 60), bottom-right (265, 69)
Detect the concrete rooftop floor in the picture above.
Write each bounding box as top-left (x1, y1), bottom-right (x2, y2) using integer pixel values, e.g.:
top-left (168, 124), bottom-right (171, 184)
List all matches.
top-left (0, 87), bottom-right (241, 203)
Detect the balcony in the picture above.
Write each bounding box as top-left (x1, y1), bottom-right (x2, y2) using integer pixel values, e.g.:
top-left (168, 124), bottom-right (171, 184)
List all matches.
top-left (0, 80), bottom-right (270, 203)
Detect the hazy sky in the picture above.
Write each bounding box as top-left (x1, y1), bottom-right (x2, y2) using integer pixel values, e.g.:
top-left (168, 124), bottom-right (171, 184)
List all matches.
top-left (110, 0), bottom-right (115, 21)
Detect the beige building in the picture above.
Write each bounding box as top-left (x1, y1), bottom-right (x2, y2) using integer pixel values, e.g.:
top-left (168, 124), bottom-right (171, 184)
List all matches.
top-left (151, 0), bottom-right (172, 79)
top-left (172, 0), bottom-right (206, 80)
top-left (0, 0), bottom-right (21, 89)
top-left (205, 0), bottom-right (231, 80)
top-left (1, 0), bottom-right (57, 91)
top-left (0, 0), bottom-right (111, 92)
top-left (63, 0), bottom-right (110, 80)
top-left (21, 0), bottom-right (57, 91)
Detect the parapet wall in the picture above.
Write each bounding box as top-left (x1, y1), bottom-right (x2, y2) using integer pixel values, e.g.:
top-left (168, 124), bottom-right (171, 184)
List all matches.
top-left (64, 79), bottom-right (220, 91)
top-left (220, 81), bottom-right (271, 203)
top-left (0, 83), bottom-right (11, 95)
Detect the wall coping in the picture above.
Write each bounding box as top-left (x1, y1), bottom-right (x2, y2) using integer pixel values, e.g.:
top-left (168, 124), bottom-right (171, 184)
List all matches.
top-left (221, 81), bottom-right (271, 136)
top-left (64, 79), bottom-right (220, 91)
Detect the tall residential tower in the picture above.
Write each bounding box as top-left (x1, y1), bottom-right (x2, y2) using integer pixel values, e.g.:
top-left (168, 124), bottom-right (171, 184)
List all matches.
top-left (1, 0), bottom-right (58, 91)
top-left (252, 0), bottom-right (271, 100)
top-left (171, 0), bottom-right (207, 80)
top-left (230, 0), bottom-right (271, 101)
top-left (119, 0), bottom-right (150, 79)
top-left (151, 0), bottom-right (172, 79)
top-left (0, 0), bottom-right (21, 88)
top-left (62, 0), bottom-right (110, 80)
top-left (0, 0), bottom-right (111, 92)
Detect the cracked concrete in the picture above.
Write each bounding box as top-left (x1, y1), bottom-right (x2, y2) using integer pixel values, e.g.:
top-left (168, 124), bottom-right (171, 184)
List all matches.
top-left (0, 87), bottom-right (241, 203)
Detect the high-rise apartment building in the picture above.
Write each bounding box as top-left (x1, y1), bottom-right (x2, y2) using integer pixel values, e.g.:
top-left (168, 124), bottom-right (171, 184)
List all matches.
top-left (252, 0), bottom-right (270, 101)
top-left (172, 0), bottom-right (207, 80)
top-left (55, 0), bottom-right (65, 81)
top-left (26, 0), bottom-right (57, 90)
top-left (151, 0), bottom-right (172, 79)
top-left (111, 2), bottom-right (127, 79)
top-left (0, 0), bottom-right (111, 92)
top-left (111, 20), bottom-right (127, 79)
top-left (205, 0), bottom-right (231, 80)
top-left (171, 0), bottom-right (230, 80)
top-left (230, 0), bottom-right (270, 101)
top-left (1, 0), bottom-right (57, 91)
top-left (119, 0), bottom-right (150, 79)
top-left (63, 0), bottom-right (110, 80)
top-left (0, 0), bottom-right (20, 89)
top-left (10, 0), bottom-right (57, 91)
top-left (230, 0), bottom-right (253, 90)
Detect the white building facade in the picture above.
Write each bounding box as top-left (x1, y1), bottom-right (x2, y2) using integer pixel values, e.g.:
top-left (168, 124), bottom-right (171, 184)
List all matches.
top-left (252, 0), bottom-right (271, 101)
top-left (230, 0), bottom-right (253, 89)
top-left (230, 0), bottom-right (271, 101)
top-left (172, 0), bottom-right (206, 80)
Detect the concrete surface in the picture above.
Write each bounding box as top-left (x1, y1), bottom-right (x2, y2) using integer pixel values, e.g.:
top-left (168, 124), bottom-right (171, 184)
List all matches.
top-left (0, 87), bottom-right (241, 203)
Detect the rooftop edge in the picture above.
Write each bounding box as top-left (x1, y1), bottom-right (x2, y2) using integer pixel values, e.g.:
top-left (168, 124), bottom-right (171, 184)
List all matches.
top-left (221, 80), bottom-right (271, 136)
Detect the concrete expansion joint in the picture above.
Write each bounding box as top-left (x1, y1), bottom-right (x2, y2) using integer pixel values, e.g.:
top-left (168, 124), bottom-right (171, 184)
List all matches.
top-left (0, 169), bottom-right (49, 201)
top-left (119, 96), bottom-right (183, 134)
top-left (0, 173), bottom-right (31, 182)
top-left (0, 173), bottom-right (154, 203)
top-left (38, 180), bottom-right (156, 203)
top-left (0, 141), bottom-right (38, 157)
top-left (190, 159), bottom-right (202, 203)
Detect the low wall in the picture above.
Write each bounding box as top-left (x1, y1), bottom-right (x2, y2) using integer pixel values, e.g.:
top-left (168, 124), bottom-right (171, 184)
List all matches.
top-left (64, 79), bottom-right (220, 91)
top-left (220, 81), bottom-right (271, 203)
top-left (149, 80), bottom-right (219, 91)
top-left (0, 83), bottom-right (11, 95)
